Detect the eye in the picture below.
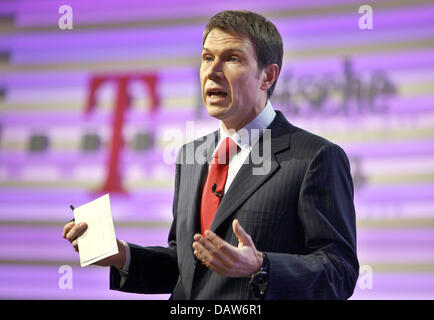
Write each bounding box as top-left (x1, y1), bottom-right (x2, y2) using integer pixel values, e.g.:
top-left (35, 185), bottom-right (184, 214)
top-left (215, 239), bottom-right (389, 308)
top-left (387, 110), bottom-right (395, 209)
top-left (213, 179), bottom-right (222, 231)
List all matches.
top-left (229, 56), bottom-right (240, 62)
top-left (202, 55), bottom-right (213, 62)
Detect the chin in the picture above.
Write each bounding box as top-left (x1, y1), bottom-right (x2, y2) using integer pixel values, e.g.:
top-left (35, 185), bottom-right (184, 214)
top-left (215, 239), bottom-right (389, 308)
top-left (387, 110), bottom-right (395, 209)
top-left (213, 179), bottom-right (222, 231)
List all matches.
top-left (205, 104), bottom-right (229, 119)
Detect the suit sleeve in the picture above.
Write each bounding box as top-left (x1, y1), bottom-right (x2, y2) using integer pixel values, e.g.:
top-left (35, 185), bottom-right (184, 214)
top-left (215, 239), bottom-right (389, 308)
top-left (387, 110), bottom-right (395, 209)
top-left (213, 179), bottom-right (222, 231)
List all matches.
top-left (264, 143), bottom-right (359, 299)
top-left (109, 159), bottom-right (181, 294)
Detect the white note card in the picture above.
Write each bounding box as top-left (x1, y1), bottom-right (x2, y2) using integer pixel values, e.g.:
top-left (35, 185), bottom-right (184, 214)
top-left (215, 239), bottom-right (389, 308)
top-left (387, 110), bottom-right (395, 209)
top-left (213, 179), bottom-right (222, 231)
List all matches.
top-left (73, 194), bottom-right (118, 267)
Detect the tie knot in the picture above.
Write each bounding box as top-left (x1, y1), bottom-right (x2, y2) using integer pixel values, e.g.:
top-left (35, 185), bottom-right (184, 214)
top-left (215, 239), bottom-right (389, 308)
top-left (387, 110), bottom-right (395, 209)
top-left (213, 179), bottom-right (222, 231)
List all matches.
top-left (213, 137), bottom-right (239, 165)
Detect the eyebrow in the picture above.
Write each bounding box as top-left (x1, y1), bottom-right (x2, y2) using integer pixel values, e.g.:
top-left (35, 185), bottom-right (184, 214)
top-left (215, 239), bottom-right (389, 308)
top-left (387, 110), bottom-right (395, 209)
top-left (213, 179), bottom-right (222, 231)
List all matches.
top-left (201, 47), bottom-right (246, 55)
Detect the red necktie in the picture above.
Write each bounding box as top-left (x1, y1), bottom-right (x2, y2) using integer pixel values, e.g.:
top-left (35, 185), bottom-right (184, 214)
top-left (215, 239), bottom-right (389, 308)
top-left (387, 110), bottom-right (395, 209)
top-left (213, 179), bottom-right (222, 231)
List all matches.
top-left (200, 137), bottom-right (238, 236)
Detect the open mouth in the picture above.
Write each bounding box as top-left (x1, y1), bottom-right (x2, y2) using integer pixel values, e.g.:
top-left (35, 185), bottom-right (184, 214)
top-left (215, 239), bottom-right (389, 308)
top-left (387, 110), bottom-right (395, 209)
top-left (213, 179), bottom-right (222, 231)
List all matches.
top-left (206, 88), bottom-right (228, 98)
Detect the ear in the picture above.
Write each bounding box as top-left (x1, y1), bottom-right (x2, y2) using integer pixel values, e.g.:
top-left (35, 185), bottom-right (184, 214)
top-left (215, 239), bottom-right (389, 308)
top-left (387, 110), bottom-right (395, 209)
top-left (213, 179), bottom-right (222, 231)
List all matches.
top-left (260, 64), bottom-right (279, 91)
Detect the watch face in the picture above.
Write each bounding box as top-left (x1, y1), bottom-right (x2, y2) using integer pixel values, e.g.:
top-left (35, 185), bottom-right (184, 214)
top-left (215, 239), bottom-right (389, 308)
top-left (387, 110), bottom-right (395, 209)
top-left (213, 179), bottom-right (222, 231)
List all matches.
top-left (254, 271), bottom-right (267, 284)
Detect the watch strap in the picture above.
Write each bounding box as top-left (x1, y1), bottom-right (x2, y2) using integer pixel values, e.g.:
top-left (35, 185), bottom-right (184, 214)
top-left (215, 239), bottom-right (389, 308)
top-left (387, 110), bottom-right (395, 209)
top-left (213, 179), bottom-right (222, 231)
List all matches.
top-left (249, 252), bottom-right (269, 299)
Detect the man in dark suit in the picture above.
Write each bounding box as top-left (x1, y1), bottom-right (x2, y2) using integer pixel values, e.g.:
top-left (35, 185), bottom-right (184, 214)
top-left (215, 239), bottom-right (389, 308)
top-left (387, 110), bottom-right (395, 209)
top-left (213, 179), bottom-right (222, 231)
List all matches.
top-left (63, 10), bottom-right (359, 299)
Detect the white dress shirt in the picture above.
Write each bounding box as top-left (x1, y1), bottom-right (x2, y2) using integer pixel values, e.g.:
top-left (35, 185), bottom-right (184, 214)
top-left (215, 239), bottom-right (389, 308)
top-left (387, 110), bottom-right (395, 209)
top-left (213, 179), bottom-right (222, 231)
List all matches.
top-left (118, 101), bottom-right (276, 283)
top-left (215, 100), bottom-right (276, 193)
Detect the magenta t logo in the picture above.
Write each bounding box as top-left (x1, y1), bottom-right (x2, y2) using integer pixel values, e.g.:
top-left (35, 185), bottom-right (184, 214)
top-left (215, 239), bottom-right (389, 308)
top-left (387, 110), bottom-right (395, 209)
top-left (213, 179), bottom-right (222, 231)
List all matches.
top-left (85, 73), bottom-right (159, 194)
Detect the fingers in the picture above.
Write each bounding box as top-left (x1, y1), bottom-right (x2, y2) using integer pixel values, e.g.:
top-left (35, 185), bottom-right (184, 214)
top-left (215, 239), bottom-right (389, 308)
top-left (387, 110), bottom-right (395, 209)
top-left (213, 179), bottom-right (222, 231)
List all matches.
top-left (63, 222), bottom-right (88, 252)
top-left (204, 231), bottom-right (239, 260)
top-left (193, 241), bottom-right (229, 274)
top-left (72, 239), bottom-right (79, 252)
top-left (193, 231), bottom-right (235, 259)
top-left (232, 219), bottom-right (253, 247)
top-left (62, 221), bottom-right (75, 239)
top-left (192, 232), bottom-right (234, 271)
top-left (192, 221), bottom-right (264, 277)
top-left (65, 222), bottom-right (87, 242)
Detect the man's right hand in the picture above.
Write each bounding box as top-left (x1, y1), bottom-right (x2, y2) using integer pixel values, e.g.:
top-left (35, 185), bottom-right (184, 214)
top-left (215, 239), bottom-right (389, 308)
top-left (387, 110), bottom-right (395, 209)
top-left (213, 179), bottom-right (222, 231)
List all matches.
top-left (62, 221), bottom-right (126, 269)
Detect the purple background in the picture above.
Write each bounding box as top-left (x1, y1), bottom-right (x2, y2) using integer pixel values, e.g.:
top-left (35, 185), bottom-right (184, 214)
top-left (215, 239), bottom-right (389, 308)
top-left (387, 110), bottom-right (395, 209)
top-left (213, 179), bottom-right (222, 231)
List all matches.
top-left (0, 0), bottom-right (433, 299)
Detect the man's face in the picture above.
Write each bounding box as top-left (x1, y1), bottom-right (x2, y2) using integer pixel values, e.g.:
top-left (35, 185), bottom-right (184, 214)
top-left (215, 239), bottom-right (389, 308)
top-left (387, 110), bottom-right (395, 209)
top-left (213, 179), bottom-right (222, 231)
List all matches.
top-left (200, 28), bottom-right (266, 130)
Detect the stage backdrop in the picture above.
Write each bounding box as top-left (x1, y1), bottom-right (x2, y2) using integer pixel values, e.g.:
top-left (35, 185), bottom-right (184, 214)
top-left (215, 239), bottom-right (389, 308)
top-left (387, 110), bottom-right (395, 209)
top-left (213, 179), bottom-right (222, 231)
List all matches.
top-left (0, 0), bottom-right (433, 299)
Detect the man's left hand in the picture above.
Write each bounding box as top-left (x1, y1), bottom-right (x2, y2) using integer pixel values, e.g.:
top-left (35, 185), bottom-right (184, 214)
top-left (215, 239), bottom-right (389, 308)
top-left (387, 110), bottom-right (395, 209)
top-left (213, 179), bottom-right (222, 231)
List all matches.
top-left (192, 219), bottom-right (263, 278)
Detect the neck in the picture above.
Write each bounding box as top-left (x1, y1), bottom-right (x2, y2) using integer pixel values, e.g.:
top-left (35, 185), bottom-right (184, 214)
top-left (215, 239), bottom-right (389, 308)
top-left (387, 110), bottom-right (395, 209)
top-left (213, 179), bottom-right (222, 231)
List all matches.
top-left (221, 98), bottom-right (268, 134)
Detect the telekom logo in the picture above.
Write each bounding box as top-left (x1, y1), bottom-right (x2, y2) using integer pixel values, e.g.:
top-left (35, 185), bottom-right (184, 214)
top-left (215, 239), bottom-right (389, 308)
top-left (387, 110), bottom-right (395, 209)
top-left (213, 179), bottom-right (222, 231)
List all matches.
top-left (85, 73), bottom-right (159, 194)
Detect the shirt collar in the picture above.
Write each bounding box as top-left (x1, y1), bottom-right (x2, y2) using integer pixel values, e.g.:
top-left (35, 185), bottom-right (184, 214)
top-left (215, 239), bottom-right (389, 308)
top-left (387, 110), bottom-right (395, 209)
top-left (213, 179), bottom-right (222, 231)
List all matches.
top-left (217, 100), bottom-right (276, 152)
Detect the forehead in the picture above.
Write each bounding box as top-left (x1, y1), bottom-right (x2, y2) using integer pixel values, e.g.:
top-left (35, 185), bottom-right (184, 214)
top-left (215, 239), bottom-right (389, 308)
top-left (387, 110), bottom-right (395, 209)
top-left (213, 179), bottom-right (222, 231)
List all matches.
top-left (202, 28), bottom-right (256, 55)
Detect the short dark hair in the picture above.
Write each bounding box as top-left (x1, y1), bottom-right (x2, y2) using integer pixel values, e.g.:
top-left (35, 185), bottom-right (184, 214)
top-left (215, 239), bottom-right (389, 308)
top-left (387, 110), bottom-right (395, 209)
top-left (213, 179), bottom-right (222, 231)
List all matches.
top-left (203, 10), bottom-right (283, 99)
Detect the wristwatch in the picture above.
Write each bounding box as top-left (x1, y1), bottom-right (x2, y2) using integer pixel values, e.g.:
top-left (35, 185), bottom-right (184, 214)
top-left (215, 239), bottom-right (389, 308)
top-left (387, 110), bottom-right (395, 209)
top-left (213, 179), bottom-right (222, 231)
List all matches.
top-left (249, 252), bottom-right (269, 299)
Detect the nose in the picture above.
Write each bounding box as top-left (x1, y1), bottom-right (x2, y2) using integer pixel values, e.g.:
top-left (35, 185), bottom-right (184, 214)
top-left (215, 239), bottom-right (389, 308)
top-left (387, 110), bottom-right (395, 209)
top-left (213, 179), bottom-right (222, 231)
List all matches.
top-left (207, 58), bottom-right (224, 81)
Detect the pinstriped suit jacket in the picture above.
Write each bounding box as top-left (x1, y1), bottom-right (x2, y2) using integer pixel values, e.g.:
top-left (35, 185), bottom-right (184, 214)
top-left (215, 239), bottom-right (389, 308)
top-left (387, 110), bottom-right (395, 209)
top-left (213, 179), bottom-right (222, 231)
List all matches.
top-left (110, 111), bottom-right (359, 299)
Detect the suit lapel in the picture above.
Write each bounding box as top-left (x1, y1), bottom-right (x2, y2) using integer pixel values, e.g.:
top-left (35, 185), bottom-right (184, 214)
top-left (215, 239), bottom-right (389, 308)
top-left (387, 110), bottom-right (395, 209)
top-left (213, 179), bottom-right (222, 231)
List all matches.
top-left (186, 130), bottom-right (219, 252)
top-left (182, 130), bottom-right (218, 299)
top-left (209, 111), bottom-right (293, 235)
